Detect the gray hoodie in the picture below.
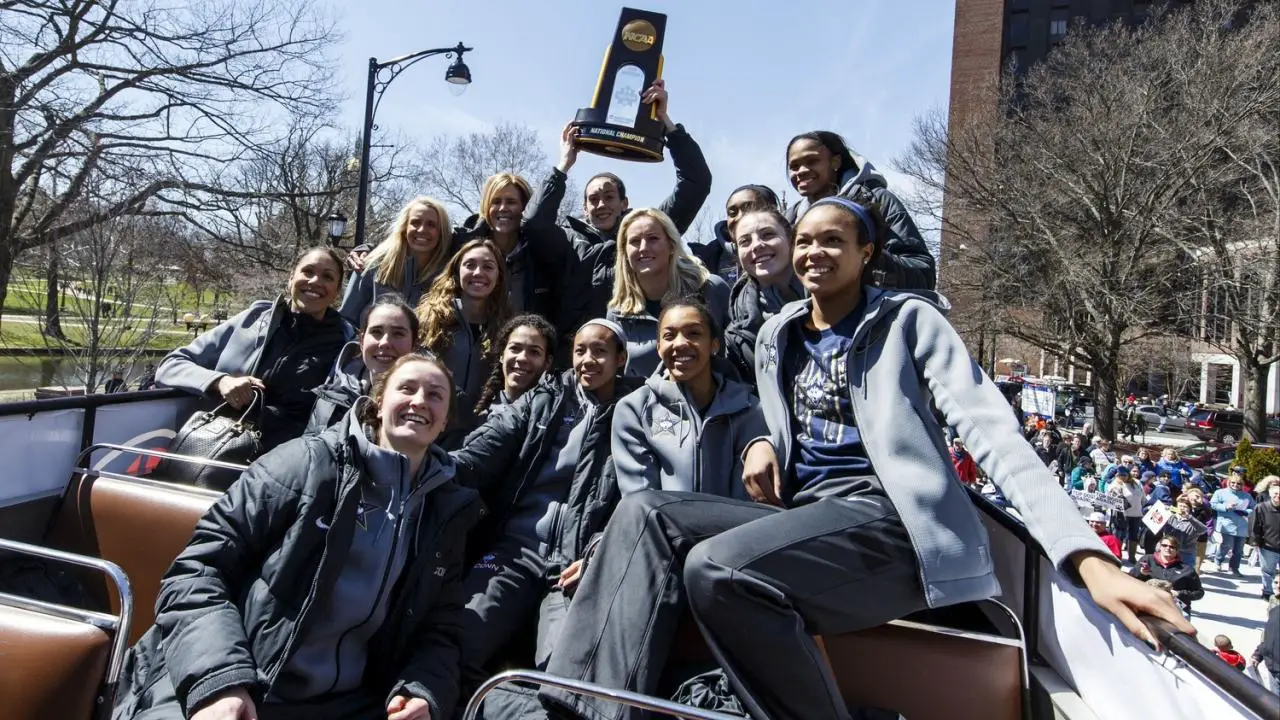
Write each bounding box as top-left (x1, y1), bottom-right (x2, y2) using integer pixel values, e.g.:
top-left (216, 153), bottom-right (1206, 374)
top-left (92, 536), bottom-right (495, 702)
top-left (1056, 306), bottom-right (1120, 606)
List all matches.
top-left (606, 274), bottom-right (732, 378)
top-left (436, 299), bottom-right (493, 448)
top-left (612, 371), bottom-right (768, 500)
top-left (273, 401), bottom-right (457, 700)
top-left (755, 288), bottom-right (1109, 607)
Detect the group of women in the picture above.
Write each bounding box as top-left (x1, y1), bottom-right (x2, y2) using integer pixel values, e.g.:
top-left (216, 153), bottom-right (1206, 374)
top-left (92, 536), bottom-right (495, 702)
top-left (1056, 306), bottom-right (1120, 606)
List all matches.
top-left (120, 82), bottom-right (1195, 720)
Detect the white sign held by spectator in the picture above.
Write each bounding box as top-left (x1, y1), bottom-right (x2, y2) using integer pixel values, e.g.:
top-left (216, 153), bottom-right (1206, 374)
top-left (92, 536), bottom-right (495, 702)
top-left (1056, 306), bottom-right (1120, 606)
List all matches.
top-left (1142, 500), bottom-right (1170, 534)
top-left (1069, 489), bottom-right (1124, 512)
top-left (1021, 384), bottom-right (1056, 419)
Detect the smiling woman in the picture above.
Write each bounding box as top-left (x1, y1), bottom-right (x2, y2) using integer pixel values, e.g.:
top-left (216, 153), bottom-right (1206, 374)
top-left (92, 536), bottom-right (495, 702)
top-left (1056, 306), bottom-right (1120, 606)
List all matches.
top-left (417, 238), bottom-right (514, 448)
top-left (113, 352), bottom-right (481, 720)
top-left (155, 246), bottom-right (354, 454)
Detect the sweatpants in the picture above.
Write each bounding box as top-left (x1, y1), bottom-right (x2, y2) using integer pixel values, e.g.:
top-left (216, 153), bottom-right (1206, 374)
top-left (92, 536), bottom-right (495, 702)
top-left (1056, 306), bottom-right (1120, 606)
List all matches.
top-left (539, 489), bottom-right (925, 720)
top-left (459, 542), bottom-right (548, 689)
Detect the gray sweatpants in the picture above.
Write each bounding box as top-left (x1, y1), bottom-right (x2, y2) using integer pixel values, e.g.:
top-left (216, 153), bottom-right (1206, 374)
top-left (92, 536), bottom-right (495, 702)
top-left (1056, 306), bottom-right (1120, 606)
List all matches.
top-left (539, 489), bottom-right (924, 720)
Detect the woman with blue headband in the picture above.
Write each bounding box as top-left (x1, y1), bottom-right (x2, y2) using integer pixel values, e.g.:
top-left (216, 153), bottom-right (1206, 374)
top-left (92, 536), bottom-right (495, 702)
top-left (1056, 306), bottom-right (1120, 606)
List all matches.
top-left (539, 197), bottom-right (1194, 720)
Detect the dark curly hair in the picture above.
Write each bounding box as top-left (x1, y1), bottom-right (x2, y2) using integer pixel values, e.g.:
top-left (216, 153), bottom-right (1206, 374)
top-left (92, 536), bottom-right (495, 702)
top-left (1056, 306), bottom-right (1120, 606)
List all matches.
top-left (474, 313), bottom-right (557, 416)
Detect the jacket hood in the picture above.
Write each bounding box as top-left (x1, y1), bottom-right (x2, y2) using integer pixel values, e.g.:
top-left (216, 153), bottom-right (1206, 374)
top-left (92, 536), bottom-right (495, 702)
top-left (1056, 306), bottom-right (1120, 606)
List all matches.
top-left (790, 152), bottom-right (889, 221)
top-left (342, 399), bottom-right (457, 493)
top-left (643, 370), bottom-right (753, 421)
top-left (774, 286), bottom-right (951, 350)
top-left (549, 367), bottom-right (642, 407)
top-left (314, 341), bottom-right (367, 404)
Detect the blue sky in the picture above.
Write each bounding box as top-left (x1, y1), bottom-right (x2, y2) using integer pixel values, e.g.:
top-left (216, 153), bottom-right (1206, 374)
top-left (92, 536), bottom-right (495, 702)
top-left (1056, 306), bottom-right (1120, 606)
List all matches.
top-left (330, 0), bottom-right (956, 223)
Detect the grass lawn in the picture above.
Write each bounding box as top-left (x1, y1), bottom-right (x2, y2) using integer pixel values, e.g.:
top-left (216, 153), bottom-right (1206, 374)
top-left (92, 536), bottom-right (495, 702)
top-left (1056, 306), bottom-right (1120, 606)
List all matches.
top-left (5, 276), bottom-right (224, 318)
top-left (0, 317), bottom-right (186, 351)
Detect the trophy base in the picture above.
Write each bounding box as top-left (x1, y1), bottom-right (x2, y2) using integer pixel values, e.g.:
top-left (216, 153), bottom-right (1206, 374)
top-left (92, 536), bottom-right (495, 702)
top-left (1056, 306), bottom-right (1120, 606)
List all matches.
top-left (571, 120), bottom-right (665, 163)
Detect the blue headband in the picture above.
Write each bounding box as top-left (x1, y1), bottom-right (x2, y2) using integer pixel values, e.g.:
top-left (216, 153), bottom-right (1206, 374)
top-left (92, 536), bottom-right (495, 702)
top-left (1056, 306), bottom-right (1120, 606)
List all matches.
top-left (808, 197), bottom-right (878, 250)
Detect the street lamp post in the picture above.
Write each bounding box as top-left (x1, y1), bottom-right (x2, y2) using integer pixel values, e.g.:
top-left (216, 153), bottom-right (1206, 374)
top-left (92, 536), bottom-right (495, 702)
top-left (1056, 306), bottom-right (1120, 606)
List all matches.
top-left (351, 42), bottom-right (472, 249)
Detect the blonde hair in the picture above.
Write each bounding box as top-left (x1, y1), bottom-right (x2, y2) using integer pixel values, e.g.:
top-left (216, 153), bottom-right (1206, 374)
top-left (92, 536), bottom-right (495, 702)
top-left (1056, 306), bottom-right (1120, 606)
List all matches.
top-left (417, 239), bottom-right (513, 357)
top-left (367, 197), bottom-right (453, 288)
top-left (609, 208), bottom-right (710, 316)
top-left (479, 173), bottom-right (533, 224)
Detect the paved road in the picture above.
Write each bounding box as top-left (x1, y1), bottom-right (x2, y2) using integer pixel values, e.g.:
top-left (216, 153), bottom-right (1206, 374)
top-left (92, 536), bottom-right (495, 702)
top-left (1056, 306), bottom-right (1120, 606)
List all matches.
top-left (1181, 551), bottom-right (1271, 665)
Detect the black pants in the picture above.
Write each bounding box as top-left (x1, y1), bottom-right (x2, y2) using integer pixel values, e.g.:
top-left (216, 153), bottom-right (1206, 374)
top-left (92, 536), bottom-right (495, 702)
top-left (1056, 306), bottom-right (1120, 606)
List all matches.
top-left (459, 542), bottom-right (548, 689)
top-left (539, 489), bottom-right (925, 720)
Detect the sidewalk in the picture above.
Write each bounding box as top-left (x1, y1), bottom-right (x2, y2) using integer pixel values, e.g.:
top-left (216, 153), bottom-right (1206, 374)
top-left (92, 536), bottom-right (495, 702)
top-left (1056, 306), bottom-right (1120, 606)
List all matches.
top-left (1188, 554), bottom-right (1270, 663)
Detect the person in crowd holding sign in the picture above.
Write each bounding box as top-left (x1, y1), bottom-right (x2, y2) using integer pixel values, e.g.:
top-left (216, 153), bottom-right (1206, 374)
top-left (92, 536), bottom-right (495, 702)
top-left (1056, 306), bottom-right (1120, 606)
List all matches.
top-left (1212, 472), bottom-right (1255, 576)
top-left (1088, 512), bottom-right (1123, 559)
top-left (418, 239), bottom-right (514, 448)
top-left (1109, 467), bottom-right (1146, 563)
top-left (1161, 494), bottom-right (1208, 566)
top-left (528, 79), bottom-right (713, 321)
top-left (605, 208), bottom-right (730, 377)
top-left (537, 196), bottom-right (1192, 720)
top-left (1069, 455), bottom-right (1097, 491)
top-left (339, 198), bottom-right (453, 326)
top-left (1129, 537), bottom-right (1204, 617)
top-left (113, 353), bottom-right (480, 720)
top-left (306, 294), bottom-right (419, 434)
top-left (157, 247), bottom-right (352, 454)
top-left (1145, 469), bottom-right (1176, 510)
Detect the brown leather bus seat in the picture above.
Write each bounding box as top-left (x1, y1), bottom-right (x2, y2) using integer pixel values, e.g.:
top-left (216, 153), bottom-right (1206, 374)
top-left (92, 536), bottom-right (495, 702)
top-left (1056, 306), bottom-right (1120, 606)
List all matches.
top-left (825, 622), bottom-right (1023, 720)
top-left (46, 471), bottom-right (218, 643)
top-left (0, 602), bottom-right (111, 720)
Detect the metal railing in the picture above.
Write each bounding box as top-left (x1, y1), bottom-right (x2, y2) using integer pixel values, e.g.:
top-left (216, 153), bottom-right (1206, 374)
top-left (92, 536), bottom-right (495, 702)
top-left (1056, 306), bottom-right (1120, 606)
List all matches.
top-left (463, 670), bottom-right (747, 720)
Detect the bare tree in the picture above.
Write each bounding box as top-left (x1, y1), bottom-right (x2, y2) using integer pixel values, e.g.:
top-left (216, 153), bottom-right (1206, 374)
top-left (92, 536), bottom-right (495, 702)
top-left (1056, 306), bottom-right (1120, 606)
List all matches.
top-left (416, 122), bottom-right (579, 223)
top-left (0, 0), bottom-right (339, 324)
top-left (897, 4), bottom-right (1259, 439)
top-left (16, 214), bottom-right (176, 392)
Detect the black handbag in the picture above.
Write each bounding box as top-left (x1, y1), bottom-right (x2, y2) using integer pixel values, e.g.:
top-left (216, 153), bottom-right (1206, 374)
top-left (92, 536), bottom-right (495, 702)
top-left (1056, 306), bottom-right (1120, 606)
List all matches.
top-left (157, 390), bottom-right (264, 492)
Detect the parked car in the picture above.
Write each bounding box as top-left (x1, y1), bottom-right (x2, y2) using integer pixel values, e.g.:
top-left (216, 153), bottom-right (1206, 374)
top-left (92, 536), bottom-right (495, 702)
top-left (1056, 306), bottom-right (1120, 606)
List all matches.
top-left (1178, 442), bottom-right (1236, 469)
top-left (1131, 404), bottom-right (1185, 431)
top-left (1187, 408), bottom-right (1274, 444)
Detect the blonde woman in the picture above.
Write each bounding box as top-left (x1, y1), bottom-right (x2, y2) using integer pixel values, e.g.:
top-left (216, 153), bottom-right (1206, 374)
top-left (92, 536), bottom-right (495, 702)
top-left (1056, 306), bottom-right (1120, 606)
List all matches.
top-left (339, 197), bottom-right (452, 324)
top-left (606, 207), bottom-right (730, 377)
top-left (417, 238), bottom-right (513, 447)
top-left (457, 172), bottom-right (588, 350)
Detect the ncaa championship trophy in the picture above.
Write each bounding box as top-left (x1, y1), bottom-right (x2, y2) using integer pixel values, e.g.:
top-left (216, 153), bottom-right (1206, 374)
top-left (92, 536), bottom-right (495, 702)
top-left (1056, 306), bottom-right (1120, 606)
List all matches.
top-left (570, 8), bottom-right (668, 162)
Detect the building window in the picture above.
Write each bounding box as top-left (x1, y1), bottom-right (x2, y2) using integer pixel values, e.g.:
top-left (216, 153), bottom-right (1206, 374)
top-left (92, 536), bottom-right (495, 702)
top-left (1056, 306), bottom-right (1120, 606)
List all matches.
top-left (1009, 0), bottom-right (1030, 10)
top-left (1009, 13), bottom-right (1030, 45)
top-left (1050, 10), bottom-right (1069, 39)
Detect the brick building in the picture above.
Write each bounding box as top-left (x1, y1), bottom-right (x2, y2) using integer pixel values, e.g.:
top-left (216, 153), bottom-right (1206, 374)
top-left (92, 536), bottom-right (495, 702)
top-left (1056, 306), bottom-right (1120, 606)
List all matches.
top-left (937, 0), bottom-right (1280, 415)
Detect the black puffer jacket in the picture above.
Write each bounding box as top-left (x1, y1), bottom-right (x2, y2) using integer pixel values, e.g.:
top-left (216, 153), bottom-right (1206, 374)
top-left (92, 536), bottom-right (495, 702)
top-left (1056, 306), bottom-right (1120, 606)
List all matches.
top-left (453, 214), bottom-right (589, 349)
top-left (785, 157), bottom-right (936, 291)
top-left (524, 124), bottom-right (713, 321)
top-left (451, 370), bottom-right (641, 576)
top-left (1128, 554), bottom-right (1205, 612)
top-left (723, 273), bottom-right (804, 382)
top-left (303, 341), bottom-right (367, 435)
top-left (112, 412), bottom-right (482, 719)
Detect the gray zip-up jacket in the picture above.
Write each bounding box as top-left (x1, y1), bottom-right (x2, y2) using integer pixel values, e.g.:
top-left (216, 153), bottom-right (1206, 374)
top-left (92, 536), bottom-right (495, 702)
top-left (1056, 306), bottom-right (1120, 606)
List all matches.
top-left (338, 254), bottom-right (439, 326)
top-left (304, 342), bottom-right (368, 435)
top-left (755, 289), bottom-right (1109, 607)
top-left (606, 274), bottom-right (731, 378)
top-left (156, 300), bottom-right (283, 394)
top-left (612, 371), bottom-right (767, 500)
